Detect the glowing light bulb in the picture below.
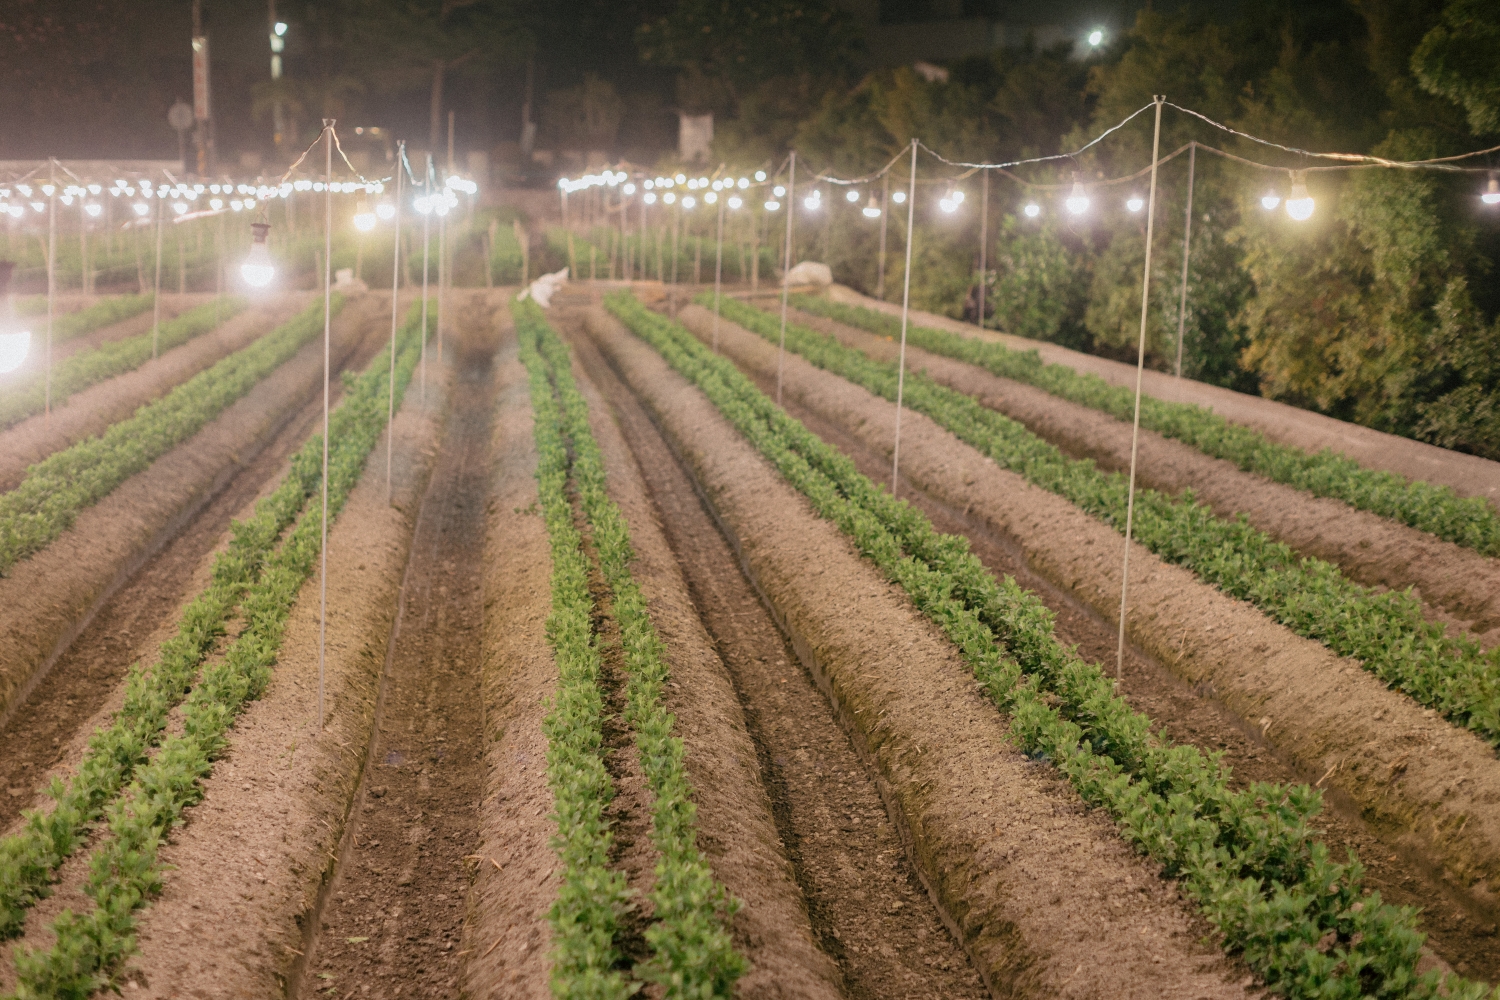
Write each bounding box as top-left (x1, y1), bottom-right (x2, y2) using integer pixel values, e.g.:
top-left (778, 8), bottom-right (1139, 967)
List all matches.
top-left (951, 189), bottom-right (965, 204)
top-left (231, 200), bottom-right (244, 211)
top-left (1260, 190), bottom-right (1281, 211)
top-left (133, 202), bottom-right (150, 217)
top-left (674, 173), bottom-right (686, 184)
top-left (0, 328), bottom-right (30, 374)
top-left (1482, 175), bottom-right (1500, 206)
top-left (846, 189), bottom-right (860, 203)
top-left (1088, 28), bottom-right (1104, 46)
top-left (755, 171), bottom-right (767, 182)
top-left (172, 202), bottom-right (188, 215)
top-left (353, 201), bottom-right (377, 231)
top-left (208, 198), bottom-right (222, 211)
top-left (892, 190), bottom-right (907, 204)
top-left (764, 200), bottom-right (781, 212)
top-left (414, 195), bottom-right (434, 215)
top-left (939, 197), bottom-right (956, 213)
top-left (1023, 203), bottom-right (1041, 218)
top-left (376, 202), bottom-right (396, 221)
top-left (728, 195), bottom-right (743, 209)
top-left (274, 21), bottom-right (288, 35)
top-left (240, 222), bottom-right (276, 288)
top-left (1125, 194), bottom-right (1144, 213)
top-left (1065, 180), bottom-right (1090, 215)
top-left (773, 185), bottom-right (786, 197)
top-left (663, 192), bottom-right (676, 205)
top-left (644, 192), bottom-right (657, 205)
top-left (738, 177), bottom-right (749, 189)
top-left (705, 191), bottom-right (718, 204)
top-left (623, 183), bottom-right (636, 195)
top-left (85, 202), bottom-right (103, 217)
top-left (863, 195), bottom-right (881, 219)
top-left (1285, 180), bottom-right (1314, 221)
top-left (683, 195), bottom-right (697, 208)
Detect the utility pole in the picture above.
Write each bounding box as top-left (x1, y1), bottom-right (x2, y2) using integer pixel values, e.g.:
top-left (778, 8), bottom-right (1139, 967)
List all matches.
top-left (269, 1), bottom-right (287, 154)
top-left (191, 0), bottom-right (215, 175)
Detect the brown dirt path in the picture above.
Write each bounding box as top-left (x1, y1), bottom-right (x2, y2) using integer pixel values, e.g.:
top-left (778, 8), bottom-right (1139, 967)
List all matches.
top-left (683, 305), bottom-right (1500, 978)
top-left (461, 301), bottom-right (558, 998)
top-left (115, 320), bottom-right (450, 999)
top-left (0, 294), bottom-right (312, 492)
top-left (581, 304), bottom-right (1256, 999)
top-left (556, 298), bottom-right (850, 999)
top-left (0, 292), bottom-right (205, 388)
top-left (289, 290), bottom-right (501, 1000)
top-left (824, 285), bottom-right (1500, 511)
top-left (784, 303), bottom-right (1500, 650)
top-left (0, 292), bottom-right (389, 730)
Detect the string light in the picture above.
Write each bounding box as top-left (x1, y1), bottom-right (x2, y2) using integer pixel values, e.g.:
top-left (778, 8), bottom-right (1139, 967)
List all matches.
top-left (804, 188), bottom-right (822, 210)
top-left (0, 327), bottom-right (28, 373)
top-left (376, 201), bottom-right (396, 220)
top-left (737, 177), bottom-right (750, 189)
top-left (728, 195), bottom-right (743, 209)
top-left (1260, 189), bottom-right (1281, 210)
top-left (846, 189), bottom-right (860, 203)
top-left (755, 171), bottom-right (767, 182)
top-left (240, 221), bottom-right (276, 287)
top-left (645, 192), bottom-right (657, 204)
top-left (765, 200), bottom-right (781, 211)
top-left (863, 194), bottom-right (882, 219)
top-left (892, 190), bottom-right (907, 204)
top-left (683, 195), bottom-right (697, 208)
top-left (1482, 173), bottom-right (1500, 206)
top-left (773, 185), bottom-right (786, 197)
top-left (1125, 194), bottom-right (1145, 212)
top-left (1065, 179), bottom-right (1090, 214)
top-left (1286, 173), bottom-right (1314, 220)
top-left (85, 202), bottom-right (103, 217)
top-left (353, 200), bottom-right (377, 230)
top-left (663, 192), bottom-right (676, 205)
top-left (1024, 202), bottom-right (1041, 218)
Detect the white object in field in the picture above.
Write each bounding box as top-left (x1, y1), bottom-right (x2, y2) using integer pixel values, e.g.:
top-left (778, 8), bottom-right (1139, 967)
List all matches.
top-left (518, 266), bottom-right (570, 308)
top-left (783, 261), bottom-right (833, 287)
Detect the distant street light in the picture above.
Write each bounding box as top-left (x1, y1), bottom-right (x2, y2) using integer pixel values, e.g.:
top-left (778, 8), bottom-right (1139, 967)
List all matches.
top-left (168, 101), bottom-right (194, 169)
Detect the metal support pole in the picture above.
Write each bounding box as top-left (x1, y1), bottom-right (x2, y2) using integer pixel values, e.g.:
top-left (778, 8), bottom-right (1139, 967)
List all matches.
top-left (712, 194), bottom-right (725, 351)
top-left (892, 139), bottom-right (918, 497)
top-left (420, 155), bottom-right (431, 400)
top-left (978, 169), bottom-right (988, 329)
top-left (776, 151), bottom-right (796, 405)
top-left (1175, 142), bottom-right (1197, 381)
top-left (152, 183), bottom-right (164, 358)
top-left (1117, 96), bottom-right (1167, 680)
top-left (877, 170), bottom-right (889, 301)
top-left (318, 119), bottom-right (334, 730)
top-left (45, 160), bottom-right (56, 420)
top-left (438, 199), bottom-right (446, 366)
top-left (388, 141), bottom-right (405, 503)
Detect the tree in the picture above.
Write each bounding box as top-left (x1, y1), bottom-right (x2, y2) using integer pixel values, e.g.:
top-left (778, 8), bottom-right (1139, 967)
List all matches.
top-left (1411, 0), bottom-right (1500, 135)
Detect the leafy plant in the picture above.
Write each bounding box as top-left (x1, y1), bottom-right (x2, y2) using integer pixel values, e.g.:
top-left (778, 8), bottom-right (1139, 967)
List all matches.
top-left (607, 290), bottom-right (1499, 1000)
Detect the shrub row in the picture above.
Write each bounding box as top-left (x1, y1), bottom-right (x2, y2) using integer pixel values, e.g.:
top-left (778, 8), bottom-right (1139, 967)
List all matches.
top-left (521, 300), bottom-right (745, 997)
top-left (609, 290), bottom-right (1498, 1000)
top-left (0, 298), bottom-right (246, 431)
top-left (0, 296), bottom-right (331, 573)
top-left (789, 294), bottom-right (1500, 556)
top-left (11, 294), bottom-right (155, 342)
top-left (3, 305), bottom-right (428, 998)
top-left (712, 295), bottom-right (1500, 748)
top-left (518, 303), bottom-right (635, 999)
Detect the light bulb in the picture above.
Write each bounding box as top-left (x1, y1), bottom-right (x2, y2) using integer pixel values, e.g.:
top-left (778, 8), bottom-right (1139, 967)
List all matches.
top-left (623, 182), bottom-right (636, 195)
top-left (414, 195), bottom-right (433, 215)
top-left (738, 177), bottom-right (749, 189)
top-left (274, 20), bottom-right (288, 35)
top-left (846, 189), bottom-right (860, 203)
top-left (683, 195), bottom-right (697, 208)
top-left (353, 201), bottom-right (377, 231)
top-left (939, 198), bottom-right (956, 213)
top-left (764, 200), bottom-right (781, 212)
top-left (0, 329), bottom-right (30, 374)
top-left (1065, 180), bottom-right (1090, 215)
top-left (863, 195), bottom-right (882, 219)
top-left (1482, 175), bottom-right (1500, 206)
top-left (85, 202), bottom-right (103, 217)
top-left (705, 191), bottom-right (717, 204)
top-left (173, 202), bottom-right (188, 215)
top-left (697, 177), bottom-right (708, 187)
top-left (645, 192), bottom-right (657, 204)
top-left (951, 189), bottom-right (965, 204)
top-left (240, 223), bottom-right (276, 288)
top-left (755, 171), bottom-right (767, 182)
top-left (1023, 203), bottom-right (1041, 218)
top-left (664, 192), bottom-right (676, 205)
top-left (231, 200), bottom-right (244, 211)
top-left (804, 193), bottom-right (820, 210)
top-left (892, 190), bottom-right (907, 204)
top-left (1088, 28), bottom-right (1104, 46)
top-left (1260, 191), bottom-right (1281, 211)
top-left (773, 185), bottom-right (786, 197)
top-left (1125, 195), bottom-right (1144, 213)
top-left (376, 201), bottom-right (396, 220)
top-left (728, 195), bottom-right (743, 209)
top-left (209, 199), bottom-right (222, 211)
top-left (1285, 181), bottom-right (1314, 221)
top-left (674, 173), bottom-right (686, 184)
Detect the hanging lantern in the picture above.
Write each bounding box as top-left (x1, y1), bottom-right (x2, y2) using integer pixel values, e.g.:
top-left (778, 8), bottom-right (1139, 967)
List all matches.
top-left (241, 222), bottom-right (276, 288)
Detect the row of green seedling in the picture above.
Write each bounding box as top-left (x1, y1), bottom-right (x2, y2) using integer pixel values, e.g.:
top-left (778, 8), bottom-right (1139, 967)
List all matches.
top-left (713, 295), bottom-right (1500, 748)
top-left (608, 291), bottom-right (1497, 1000)
top-left (789, 295), bottom-right (1500, 557)
top-left (520, 300), bottom-right (745, 998)
top-left (0, 297), bottom-right (337, 573)
top-left (12, 294), bottom-right (153, 343)
top-left (0, 298), bottom-right (246, 431)
top-left (4, 307), bottom-right (428, 999)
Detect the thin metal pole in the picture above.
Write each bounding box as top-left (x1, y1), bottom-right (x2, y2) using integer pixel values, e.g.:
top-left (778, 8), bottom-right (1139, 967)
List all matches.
top-left (776, 151), bottom-right (796, 405)
top-left (1175, 142), bottom-right (1196, 381)
top-left (978, 169), bottom-right (988, 329)
top-left (891, 139), bottom-right (918, 497)
top-left (437, 197), bottom-right (446, 366)
top-left (621, 181), bottom-right (630, 281)
top-left (45, 160), bottom-right (55, 420)
top-left (152, 181), bottom-right (164, 358)
top-left (712, 194), bottom-right (725, 351)
top-left (319, 120), bottom-right (334, 730)
top-left (420, 155), bottom-right (431, 401)
top-left (388, 141), bottom-right (404, 503)
top-left (877, 170), bottom-right (889, 301)
top-left (1117, 96), bottom-right (1166, 680)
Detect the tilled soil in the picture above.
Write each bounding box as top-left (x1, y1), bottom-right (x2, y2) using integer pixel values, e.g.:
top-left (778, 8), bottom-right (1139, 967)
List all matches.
top-left (559, 300), bottom-right (983, 998)
top-left (681, 305), bottom-right (1500, 981)
top-left (784, 304), bottom-right (1500, 650)
top-left (292, 292), bottom-right (500, 1000)
top-left (0, 294), bottom-right (299, 491)
top-left (825, 285), bottom-right (1500, 509)
top-left (581, 302), bottom-right (1255, 998)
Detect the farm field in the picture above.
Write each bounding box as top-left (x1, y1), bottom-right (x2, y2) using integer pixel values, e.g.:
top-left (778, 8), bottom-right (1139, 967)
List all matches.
top-left (4, 278), bottom-right (1500, 1000)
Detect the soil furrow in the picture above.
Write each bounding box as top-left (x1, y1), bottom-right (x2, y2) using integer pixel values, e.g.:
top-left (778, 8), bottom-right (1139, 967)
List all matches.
top-left (683, 304), bottom-right (1500, 979)
top-left (291, 292), bottom-right (499, 1000)
top-left (581, 302), bottom-right (1255, 999)
top-left (558, 299), bottom-right (983, 999)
